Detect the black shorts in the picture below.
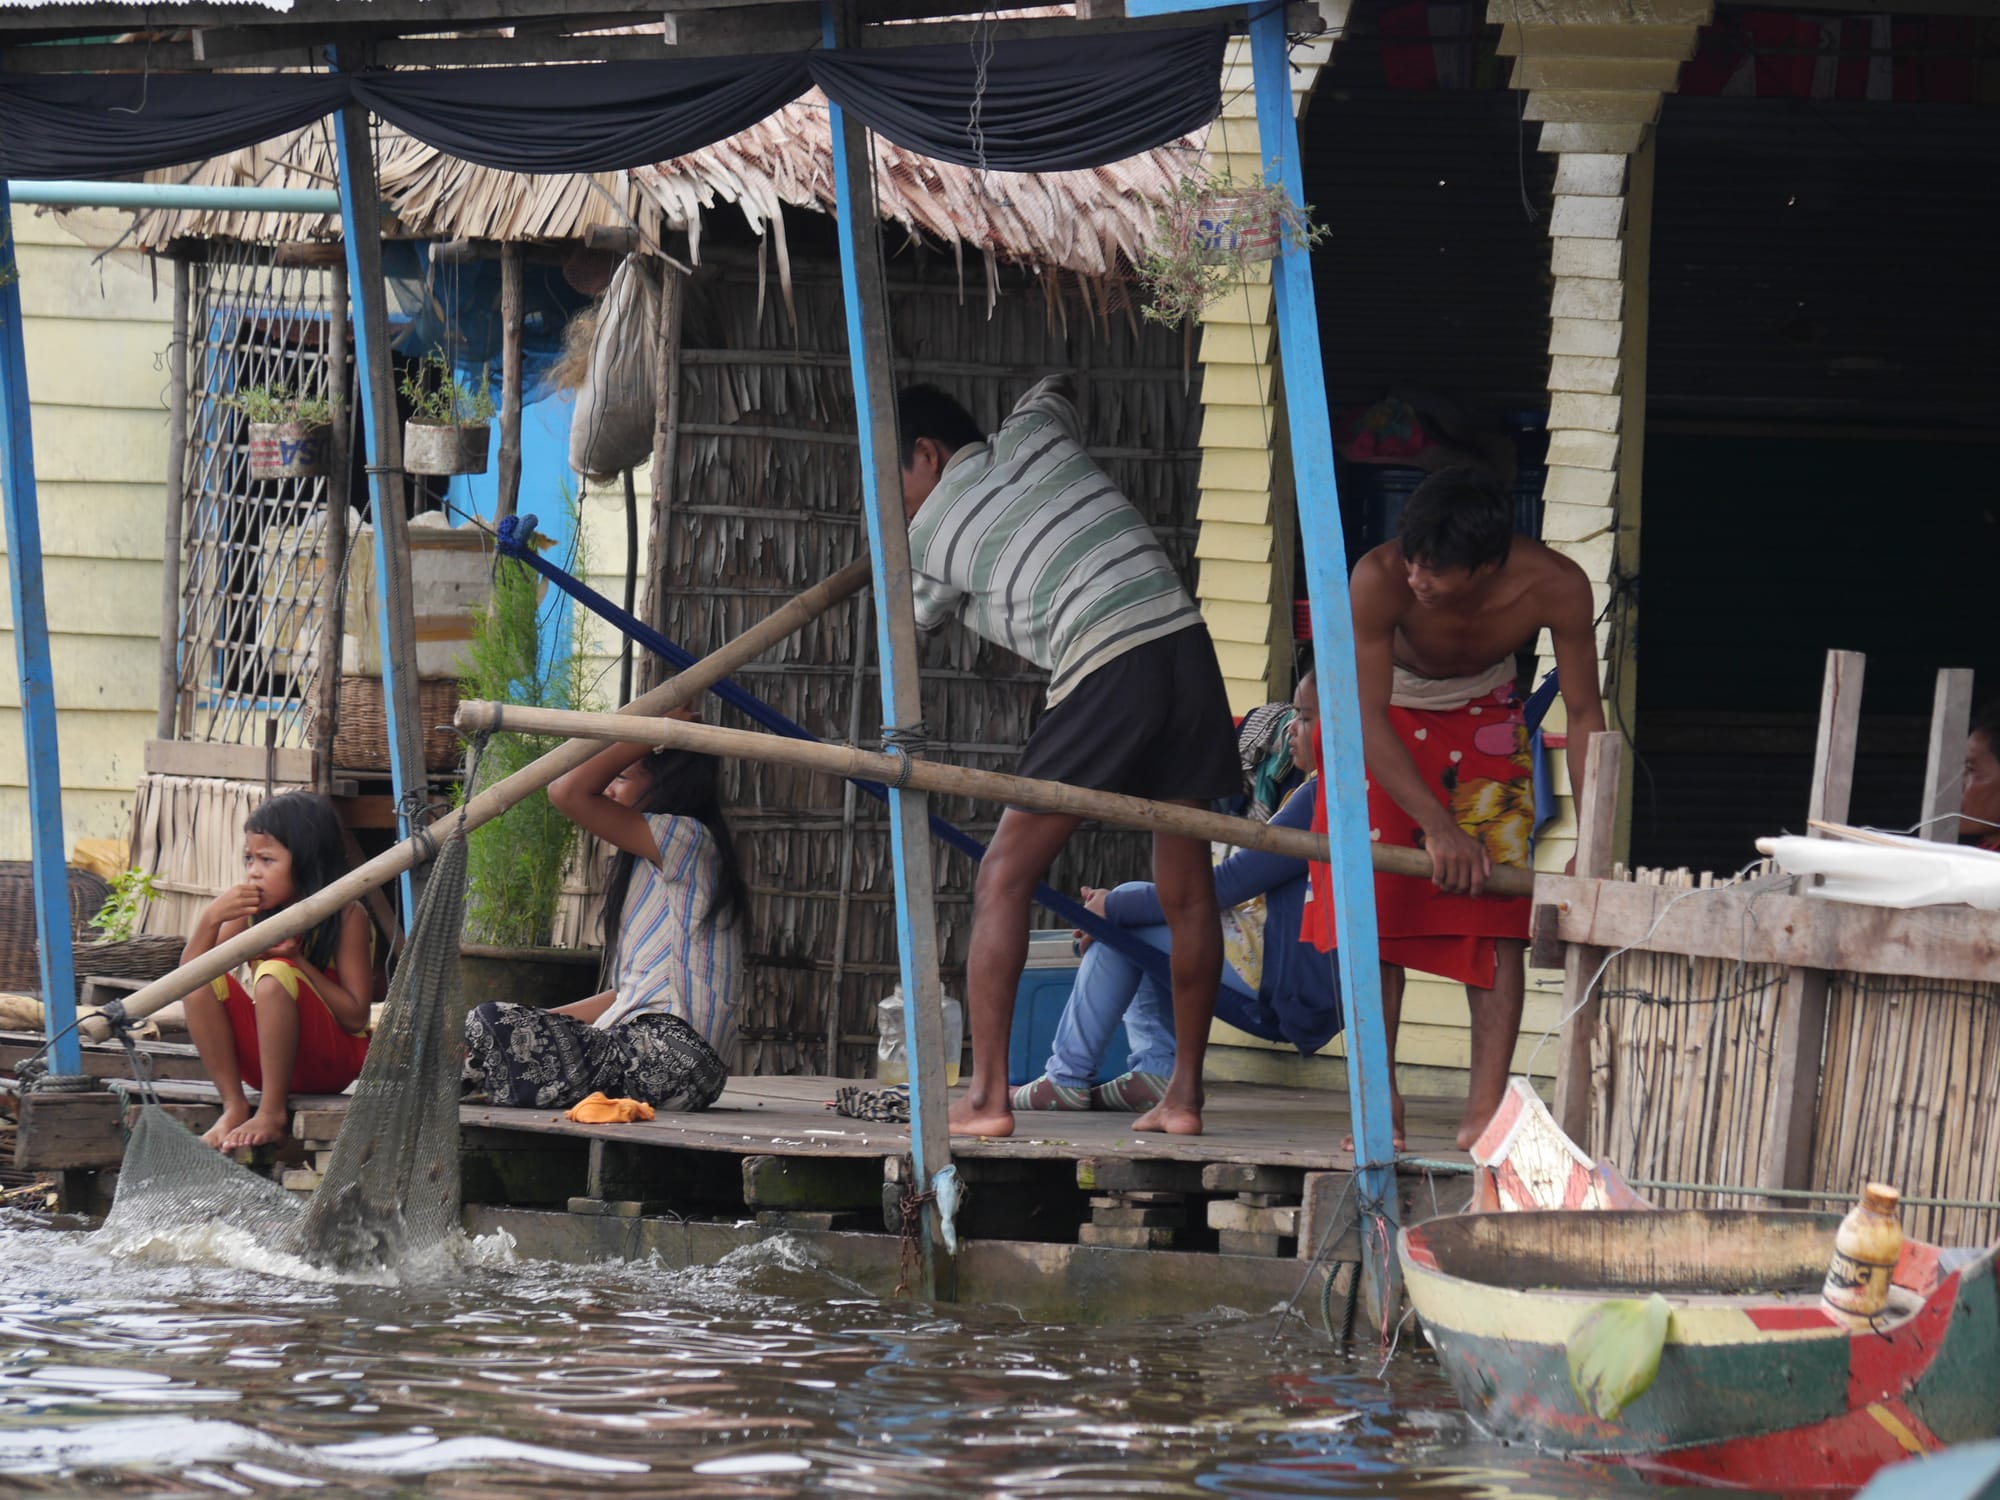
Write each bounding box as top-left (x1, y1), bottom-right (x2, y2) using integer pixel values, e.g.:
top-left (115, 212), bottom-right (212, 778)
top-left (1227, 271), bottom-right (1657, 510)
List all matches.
top-left (1015, 624), bottom-right (1243, 806)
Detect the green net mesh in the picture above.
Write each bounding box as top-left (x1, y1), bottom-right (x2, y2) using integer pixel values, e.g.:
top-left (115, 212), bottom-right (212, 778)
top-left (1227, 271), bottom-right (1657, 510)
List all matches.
top-left (98, 829), bottom-right (471, 1276)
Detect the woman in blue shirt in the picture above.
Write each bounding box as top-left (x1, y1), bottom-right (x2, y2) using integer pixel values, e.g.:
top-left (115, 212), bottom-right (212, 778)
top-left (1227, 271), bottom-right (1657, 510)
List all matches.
top-left (1014, 672), bottom-right (1344, 1113)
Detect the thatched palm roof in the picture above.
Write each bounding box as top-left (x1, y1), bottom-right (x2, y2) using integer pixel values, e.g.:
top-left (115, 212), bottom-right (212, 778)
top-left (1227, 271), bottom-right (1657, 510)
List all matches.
top-left (124, 79), bottom-right (1202, 291)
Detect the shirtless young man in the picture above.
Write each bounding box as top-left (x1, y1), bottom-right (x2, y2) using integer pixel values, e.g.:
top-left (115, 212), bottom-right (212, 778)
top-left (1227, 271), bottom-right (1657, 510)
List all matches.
top-left (1320, 466), bottom-right (1605, 1151)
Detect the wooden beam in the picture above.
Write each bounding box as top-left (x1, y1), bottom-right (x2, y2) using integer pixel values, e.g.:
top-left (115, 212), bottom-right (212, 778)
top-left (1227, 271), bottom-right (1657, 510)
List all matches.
top-left (314, 254), bottom-right (351, 795)
top-left (158, 257), bottom-right (190, 743)
top-left (1551, 731), bottom-right (1624, 1144)
top-left (144, 738), bottom-right (318, 786)
top-left (636, 265), bottom-right (685, 700)
top-left (496, 242), bottom-right (525, 525)
top-left (1921, 668), bottom-right (1976, 845)
top-left (1535, 873), bottom-right (2000, 983)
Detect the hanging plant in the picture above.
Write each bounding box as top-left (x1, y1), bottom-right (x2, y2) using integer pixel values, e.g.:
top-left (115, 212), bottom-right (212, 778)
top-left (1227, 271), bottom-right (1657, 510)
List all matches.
top-left (1136, 169), bottom-right (1328, 328)
top-left (400, 349), bottom-right (496, 476)
top-left (225, 383), bottom-right (335, 481)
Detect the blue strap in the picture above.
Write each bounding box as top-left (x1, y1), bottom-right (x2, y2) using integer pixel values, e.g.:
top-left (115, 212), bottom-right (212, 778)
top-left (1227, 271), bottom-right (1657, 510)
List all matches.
top-left (494, 514), bottom-right (1175, 986)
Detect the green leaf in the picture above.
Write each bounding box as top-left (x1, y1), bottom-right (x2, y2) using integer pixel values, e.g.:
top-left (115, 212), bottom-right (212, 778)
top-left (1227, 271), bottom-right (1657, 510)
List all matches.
top-left (1567, 1294), bottom-right (1671, 1423)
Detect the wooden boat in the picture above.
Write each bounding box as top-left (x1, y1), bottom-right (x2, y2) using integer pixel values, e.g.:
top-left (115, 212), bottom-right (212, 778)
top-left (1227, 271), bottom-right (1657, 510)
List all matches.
top-left (1403, 1082), bottom-right (2000, 1492)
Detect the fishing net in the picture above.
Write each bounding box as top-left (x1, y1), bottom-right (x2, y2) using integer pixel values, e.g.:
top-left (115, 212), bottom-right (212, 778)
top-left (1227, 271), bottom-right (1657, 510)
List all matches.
top-left (98, 827), bottom-right (471, 1276)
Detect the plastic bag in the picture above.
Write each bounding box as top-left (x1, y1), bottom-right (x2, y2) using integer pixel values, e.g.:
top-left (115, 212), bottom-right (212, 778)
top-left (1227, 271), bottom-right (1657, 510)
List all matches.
top-left (567, 255), bottom-right (660, 481)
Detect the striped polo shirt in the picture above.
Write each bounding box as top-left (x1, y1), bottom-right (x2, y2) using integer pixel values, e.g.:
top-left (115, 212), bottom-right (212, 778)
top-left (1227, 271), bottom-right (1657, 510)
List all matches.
top-left (595, 811), bottom-right (743, 1056)
top-left (908, 377), bottom-right (1200, 707)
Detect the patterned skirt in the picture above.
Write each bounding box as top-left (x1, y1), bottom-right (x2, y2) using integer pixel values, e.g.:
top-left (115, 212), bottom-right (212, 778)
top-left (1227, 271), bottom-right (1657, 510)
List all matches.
top-left (462, 1002), bottom-right (729, 1112)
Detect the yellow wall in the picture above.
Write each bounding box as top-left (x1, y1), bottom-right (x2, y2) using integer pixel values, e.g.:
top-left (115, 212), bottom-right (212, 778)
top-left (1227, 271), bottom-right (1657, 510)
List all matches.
top-left (0, 208), bottom-right (172, 861)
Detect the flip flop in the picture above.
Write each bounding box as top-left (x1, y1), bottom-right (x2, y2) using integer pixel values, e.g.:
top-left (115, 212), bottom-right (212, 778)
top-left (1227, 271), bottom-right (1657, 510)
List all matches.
top-left (1011, 1075), bottom-right (1093, 1112)
top-left (1090, 1070), bottom-right (1170, 1113)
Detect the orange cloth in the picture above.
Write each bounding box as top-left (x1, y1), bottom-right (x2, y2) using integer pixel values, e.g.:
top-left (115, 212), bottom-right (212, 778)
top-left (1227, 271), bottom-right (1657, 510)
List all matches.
top-left (563, 1092), bottom-right (656, 1123)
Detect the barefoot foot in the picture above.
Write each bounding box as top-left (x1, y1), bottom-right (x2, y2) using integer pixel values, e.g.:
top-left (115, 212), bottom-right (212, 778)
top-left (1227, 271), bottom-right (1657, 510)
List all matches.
top-left (220, 1111), bottom-right (288, 1153)
top-left (1132, 1101), bottom-right (1203, 1135)
top-left (201, 1104), bottom-right (252, 1150)
top-left (1341, 1094), bottom-right (1406, 1156)
top-left (947, 1096), bottom-right (1014, 1138)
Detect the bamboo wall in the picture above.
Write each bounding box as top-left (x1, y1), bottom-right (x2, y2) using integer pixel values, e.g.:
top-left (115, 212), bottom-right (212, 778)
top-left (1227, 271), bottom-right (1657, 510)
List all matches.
top-left (643, 252), bottom-right (1203, 1079)
top-left (1587, 864), bottom-right (2000, 1246)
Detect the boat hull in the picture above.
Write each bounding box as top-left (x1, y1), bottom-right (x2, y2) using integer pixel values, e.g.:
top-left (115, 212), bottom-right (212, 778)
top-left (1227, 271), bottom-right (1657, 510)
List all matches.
top-left (1402, 1209), bottom-right (2000, 1492)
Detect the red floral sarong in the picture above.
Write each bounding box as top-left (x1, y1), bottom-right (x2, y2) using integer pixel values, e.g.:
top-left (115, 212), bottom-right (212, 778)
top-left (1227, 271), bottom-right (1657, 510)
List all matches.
top-left (1302, 683), bottom-right (1534, 988)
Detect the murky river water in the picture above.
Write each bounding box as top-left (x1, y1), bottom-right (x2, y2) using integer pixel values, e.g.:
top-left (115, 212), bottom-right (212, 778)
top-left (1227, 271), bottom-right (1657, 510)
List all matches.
top-left (0, 1209), bottom-right (1782, 1498)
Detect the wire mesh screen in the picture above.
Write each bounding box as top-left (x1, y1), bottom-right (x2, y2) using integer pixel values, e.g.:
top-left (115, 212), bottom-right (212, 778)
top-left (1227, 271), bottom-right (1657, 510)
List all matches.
top-left (175, 243), bottom-right (346, 749)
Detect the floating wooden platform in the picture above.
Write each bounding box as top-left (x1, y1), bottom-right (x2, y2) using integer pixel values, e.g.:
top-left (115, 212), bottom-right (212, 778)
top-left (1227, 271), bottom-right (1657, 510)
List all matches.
top-left (5, 1044), bottom-right (1472, 1319)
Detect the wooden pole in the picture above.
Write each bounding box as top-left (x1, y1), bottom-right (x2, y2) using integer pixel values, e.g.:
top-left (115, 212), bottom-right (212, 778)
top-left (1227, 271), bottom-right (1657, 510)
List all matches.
top-left (1552, 731), bottom-right (1625, 1143)
top-left (81, 558), bottom-right (873, 1040)
top-left (636, 265), bottom-right (684, 698)
top-left (618, 468), bottom-right (638, 706)
top-left (331, 58), bottom-right (428, 920)
top-left (157, 251), bottom-right (190, 741)
top-left (1761, 648), bottom-right (1864, 1198)
top-left (1920, 667), bottom-right (1976, 844)
top-left (313, 255), bottom-right (351, 794)
top-left (0, 181), bottom-right (80, 1074)
top-left (452, 701), bottom-right (1539, 895)
top-left (1247, 0), bottom-right (1398, 1330)
top-left (496, 240), bottom-right (524, 524)
top-left (824, 0), bottom-right (953, 1301)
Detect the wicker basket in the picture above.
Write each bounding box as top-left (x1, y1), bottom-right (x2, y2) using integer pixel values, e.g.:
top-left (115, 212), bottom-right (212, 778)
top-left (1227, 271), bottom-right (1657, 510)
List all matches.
top-left (324, 676), bottom-right (464, 773)
top-left (0, 863), bottom-right (110, 997)
top-left (73, 934), bottom-right (187, 992)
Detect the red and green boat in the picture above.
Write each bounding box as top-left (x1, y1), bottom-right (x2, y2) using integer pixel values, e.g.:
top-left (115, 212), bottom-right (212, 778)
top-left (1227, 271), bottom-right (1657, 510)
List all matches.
top-left (1401, 1206), bottom-right (2000, 1492)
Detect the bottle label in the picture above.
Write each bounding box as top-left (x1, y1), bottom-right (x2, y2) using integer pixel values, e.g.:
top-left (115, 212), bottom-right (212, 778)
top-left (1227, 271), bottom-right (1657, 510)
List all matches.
top-left (1823, 1249), bottom-right (1893, 1311)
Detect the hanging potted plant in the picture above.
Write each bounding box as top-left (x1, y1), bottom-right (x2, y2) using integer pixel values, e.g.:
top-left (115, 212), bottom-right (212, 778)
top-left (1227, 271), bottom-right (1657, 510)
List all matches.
top-left (400, 350), bottom-right (495, 476)
top-left (227, 385), bottom-right (335, 481)
top-left (1136, 168), bottom-right (1328, 328)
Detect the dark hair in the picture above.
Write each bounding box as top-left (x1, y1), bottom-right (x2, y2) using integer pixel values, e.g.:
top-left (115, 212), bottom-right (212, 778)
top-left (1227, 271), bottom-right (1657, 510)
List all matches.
top-left (1973, 700), bottom-right (2000, 751)
top-left (896, 385), bottom-right (983, 468)
top-left (1398, 466), bottom-right (1515, 574)
top-left (243, 791), bottom-right (351, 970)
top-left (600, 750), bottom-right (749, 962)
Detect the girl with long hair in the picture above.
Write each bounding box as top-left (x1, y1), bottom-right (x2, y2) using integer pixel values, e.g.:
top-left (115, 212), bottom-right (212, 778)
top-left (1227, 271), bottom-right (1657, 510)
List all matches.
top-left (181, 791), bottom-right (374, 1151)
top-left (463, 720), bottom-right (747, 1112)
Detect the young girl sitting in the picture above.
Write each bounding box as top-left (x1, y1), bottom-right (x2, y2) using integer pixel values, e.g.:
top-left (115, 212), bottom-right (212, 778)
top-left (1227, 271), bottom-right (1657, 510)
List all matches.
top-left (462, 735), bottom-right (747, 1112)
top-left (182, 791), bottom-right (374, 1152)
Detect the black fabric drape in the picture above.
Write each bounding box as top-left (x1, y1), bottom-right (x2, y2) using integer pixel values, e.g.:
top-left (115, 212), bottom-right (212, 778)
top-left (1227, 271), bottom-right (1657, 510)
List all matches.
top-left (809, 28), bottom-right (1227, 172)
top-left (0, 26), bottom-right (1224, 181)
top-left (354, 56), bottom-right (811, 175)
top-left (0, 72), bottom-right (348, 180)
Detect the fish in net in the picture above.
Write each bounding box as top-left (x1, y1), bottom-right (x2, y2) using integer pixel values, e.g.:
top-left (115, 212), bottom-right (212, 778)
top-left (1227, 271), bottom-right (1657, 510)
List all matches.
top-left (98, 827), bottom-right (471, 1276)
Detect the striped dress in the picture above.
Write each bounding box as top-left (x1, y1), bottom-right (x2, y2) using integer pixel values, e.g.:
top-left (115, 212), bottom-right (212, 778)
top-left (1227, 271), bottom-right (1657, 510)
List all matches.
top-left (595, 812), bottom-right (743, 1055)
top-left (908, 376), bottom-right (1201, 707)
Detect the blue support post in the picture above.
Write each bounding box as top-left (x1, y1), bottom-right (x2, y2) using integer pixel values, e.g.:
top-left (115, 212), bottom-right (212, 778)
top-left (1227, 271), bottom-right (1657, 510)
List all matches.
top-left (331, 53), bottom-right (426, 920)
top-left (824, 0), bottom-right (957, 1299)
top-left (0, 184), bottom-right (80, 1074)
top-left (1246, 5), bottom-right (1401, 1316)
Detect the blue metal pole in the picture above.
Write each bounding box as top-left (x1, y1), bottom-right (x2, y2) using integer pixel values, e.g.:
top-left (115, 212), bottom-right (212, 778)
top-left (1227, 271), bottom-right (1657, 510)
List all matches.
top-left (6, 182), bottom-right (340, 213)
top-left (1247, 6), bottom-right (1400, 1306)
top-left (0, 184), bottom-right (80, 1074)
top-left (824, 0), bottom-right (957, 1298)
top-left (330, 53), bottom-right (422, 921)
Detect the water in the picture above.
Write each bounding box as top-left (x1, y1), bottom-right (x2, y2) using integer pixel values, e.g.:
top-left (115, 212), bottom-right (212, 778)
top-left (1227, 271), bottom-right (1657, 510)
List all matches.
top-left (0, 1209), bottom-right (1768, 1498)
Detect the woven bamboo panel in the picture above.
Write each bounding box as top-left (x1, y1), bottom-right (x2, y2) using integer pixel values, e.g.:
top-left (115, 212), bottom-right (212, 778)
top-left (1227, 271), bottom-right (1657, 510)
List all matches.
top-left (1812, 973), bottom-right (2000, 1247)
top-left (653, 253), bottom-right (1205, 1078)
top-left (1587, 867), bottom-right (1788, 1207)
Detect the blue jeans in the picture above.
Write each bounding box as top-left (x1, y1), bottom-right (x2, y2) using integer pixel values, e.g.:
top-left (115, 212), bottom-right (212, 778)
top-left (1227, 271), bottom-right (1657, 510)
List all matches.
top-left (1045, 922), bottom-right (1260, 1088)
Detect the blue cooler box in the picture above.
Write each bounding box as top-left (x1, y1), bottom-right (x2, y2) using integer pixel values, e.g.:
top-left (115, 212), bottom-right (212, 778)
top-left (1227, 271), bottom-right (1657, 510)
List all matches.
top-left (1009, 929), bottom-right (1131, 1086)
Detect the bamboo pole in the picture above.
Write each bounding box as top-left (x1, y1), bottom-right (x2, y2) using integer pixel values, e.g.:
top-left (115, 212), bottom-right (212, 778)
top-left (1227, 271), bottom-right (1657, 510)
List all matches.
top-left (313, 255), bottom-right (351, 795)
top-left (451, 701), bottom-right (1541, 897)
top-left (635, 265), bottom-right (684, 700)
top-left (78, 558), bottom-right (874, 1040)
top-left (496, 241), bottom-right (524, 524)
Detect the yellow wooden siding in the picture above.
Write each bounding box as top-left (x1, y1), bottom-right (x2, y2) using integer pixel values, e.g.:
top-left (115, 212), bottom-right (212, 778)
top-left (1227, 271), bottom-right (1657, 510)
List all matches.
top-left (0, 209), bottom-right (173, 860)
top-left (1192, 10), bottom-right (1343, 715)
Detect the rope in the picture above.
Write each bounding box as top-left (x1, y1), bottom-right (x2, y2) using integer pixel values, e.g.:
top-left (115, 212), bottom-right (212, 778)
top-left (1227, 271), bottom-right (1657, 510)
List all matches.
top-left (488, 516), bottom-right (1178, 987)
